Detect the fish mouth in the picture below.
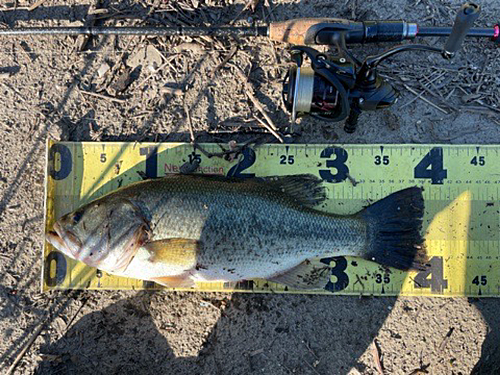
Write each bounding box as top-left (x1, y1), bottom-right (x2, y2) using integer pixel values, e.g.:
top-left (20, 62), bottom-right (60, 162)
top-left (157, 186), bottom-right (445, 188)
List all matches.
top-left (46, 222), bottom-right (82, 259)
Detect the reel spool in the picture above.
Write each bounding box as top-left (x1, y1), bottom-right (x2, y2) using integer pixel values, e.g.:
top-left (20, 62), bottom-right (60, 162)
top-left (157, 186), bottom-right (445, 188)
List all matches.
top-left (282, 48), bottom-right (353, 128)
top-left (282, 47), bottom-right (399, 132)
top-left (283, 66), bottom-right (341, 122)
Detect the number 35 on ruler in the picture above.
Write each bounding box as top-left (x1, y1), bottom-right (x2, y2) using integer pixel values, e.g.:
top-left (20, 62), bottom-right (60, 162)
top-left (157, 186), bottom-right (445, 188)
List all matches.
top-left (319, 146), bottom-right (486, 185)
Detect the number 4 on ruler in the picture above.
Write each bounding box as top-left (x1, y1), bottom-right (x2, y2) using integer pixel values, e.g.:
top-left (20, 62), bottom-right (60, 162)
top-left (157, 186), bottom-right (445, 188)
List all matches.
top-left (414, 256), bottom-right (448, 293)
top-left (414, 147), bottom-right (447, 184)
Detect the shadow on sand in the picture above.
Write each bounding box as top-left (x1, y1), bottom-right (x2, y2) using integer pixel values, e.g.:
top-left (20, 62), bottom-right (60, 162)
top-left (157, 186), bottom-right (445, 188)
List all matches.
top-left (36, 292), bottom-right (406, 375)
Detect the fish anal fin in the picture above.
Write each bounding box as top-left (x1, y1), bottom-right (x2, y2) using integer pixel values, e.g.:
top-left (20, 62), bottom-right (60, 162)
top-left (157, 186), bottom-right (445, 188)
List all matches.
top-left (151, 274), bottom-right (195, 288)
top-left (268, 259), bottom-right (331, 290)
top-left (144, 238), bottom-right (199, 268)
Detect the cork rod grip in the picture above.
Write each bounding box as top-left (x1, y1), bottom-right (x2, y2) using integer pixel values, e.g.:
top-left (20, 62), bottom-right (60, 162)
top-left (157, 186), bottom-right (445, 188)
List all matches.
top-left (269, 19), bottom-right (340, 45)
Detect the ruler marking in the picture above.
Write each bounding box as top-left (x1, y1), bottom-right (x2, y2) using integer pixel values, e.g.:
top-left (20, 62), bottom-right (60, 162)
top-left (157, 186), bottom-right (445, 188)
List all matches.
top-left (43, 142), bottom-right (500, 297)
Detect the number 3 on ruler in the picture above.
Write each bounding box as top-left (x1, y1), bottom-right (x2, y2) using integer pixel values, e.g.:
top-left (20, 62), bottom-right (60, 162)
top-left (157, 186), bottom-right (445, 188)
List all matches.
top-left (320, 257), bottom-right (349, 292)
top-left (319, 147), bottom-right (349, 183)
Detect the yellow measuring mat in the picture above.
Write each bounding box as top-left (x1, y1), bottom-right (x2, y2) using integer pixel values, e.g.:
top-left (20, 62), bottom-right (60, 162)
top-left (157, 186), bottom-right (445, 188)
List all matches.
top-left (43, 141), bottom-right (500, 297)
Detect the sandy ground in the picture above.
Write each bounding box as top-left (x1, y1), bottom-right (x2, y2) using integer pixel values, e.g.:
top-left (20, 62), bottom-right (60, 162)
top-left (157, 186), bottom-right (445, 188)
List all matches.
top-left (0, 0), bottom-right (499, 374)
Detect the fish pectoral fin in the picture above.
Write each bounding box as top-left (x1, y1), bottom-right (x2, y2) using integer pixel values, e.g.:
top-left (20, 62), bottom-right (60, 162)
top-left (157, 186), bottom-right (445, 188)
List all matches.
top-left (144, 238), bottom-right (199, 268)
top-left (268, 259), bottom-right (331, 290)
top-left (151, 273), bottom-right (196, 288)
top-left (145, 239), bottom-right (199, 287)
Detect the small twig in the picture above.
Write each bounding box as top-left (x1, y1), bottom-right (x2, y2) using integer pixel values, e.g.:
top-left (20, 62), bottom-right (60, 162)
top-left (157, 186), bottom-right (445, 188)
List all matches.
top-left (353, 274), bottom-right (364, 288)
top-left (429, 121), bottom-right (481, 142)
top-left (475, 55), bottom-right (490, 94)
top-left (233, 66), bottom-right (278, 131)
top-left (438, 327), bottom-right (455, 351)
top-left (75, 0), bottom-right (102, 51)
top-left (372, 340), bottom-right (384, 375)
top-left (408, 364), bottom-right (430, 375)
top-left (138, 56), bottom-right (176, 88)
top-left (210, 45), bottom-right (238, 78)
top-left (1, 82), bottom-right (26, 102)
top-left (264, 0), bottom-right (277, 21)
top-left (249, 348), bottom-right (264, 356)
top-left (444, 86), bottom-right (456, 101)
top-left (0, 6), bottom-right (30, 11)
top-left (462, 106), bottom-right (499, 117)
top-left (27, 0), bottom-right (46, 11)
top-left (245, 0), bottom-right (261, 12)
top-left (302, 358), bottom-right (321, 375)
top-left (79, 89), bottom-right (125, 104)
top-left (232, 65), bottom-right (283, 143)
top-left (302, 340), bottom-right (319, 360)
top-left (399, 89), bottom-right (426, 109)
top-left (194, 137), bottom-right (261, 160)
top-left (346, 173), bottom-right (358, 186)
top-left (59, 297), bottom-right (89, 339)
top-left (400, 71), bottom-right (448, 109)
top-left (229, 0), bottom-right (260, 24)
top-left (421, 72), bottom-right (447, 98)
top-left (253, 115), bottom-right (284, 143)
top-left (476, 99), bottom-right (500, 113)
top-left (181, 52), bottom-right (209, 92)
top-left (416, 81), bottom-right (459, 111)
top-left (6, 318), bottom-right (47, 375)
top-left (183, 99), bottom-right (195, 143)
top-left (403, 84), bottom-right (448, 114)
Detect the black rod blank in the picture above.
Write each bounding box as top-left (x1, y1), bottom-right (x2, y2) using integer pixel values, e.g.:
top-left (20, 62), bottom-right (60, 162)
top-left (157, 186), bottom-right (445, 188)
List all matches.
top-left (0, 26), bottom-right (269, 37)
top-left (0, 25), bottom-right (496, 40)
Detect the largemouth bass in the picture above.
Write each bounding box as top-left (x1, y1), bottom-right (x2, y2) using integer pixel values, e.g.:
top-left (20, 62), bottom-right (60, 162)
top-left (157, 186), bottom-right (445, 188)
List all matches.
top-left (46, 174), bottom-right (427, 289)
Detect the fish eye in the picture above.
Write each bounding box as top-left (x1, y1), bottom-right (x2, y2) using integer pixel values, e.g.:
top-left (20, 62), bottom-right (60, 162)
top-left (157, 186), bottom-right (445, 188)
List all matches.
top-left (72, 210), bottom-right (84, 225)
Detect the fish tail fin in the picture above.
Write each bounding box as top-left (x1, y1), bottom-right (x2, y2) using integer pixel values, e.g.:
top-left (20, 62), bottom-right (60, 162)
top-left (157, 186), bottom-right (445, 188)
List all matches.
top-left (360, 187), bottom-right (428, 271)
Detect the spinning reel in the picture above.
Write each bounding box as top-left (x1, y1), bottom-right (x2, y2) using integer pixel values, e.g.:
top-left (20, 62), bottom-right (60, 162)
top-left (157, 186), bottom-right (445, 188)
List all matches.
top-left (282, 2), bottom-right (494, 133)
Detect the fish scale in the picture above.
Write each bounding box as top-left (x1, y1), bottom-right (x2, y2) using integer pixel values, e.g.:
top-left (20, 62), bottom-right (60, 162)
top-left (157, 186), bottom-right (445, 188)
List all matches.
top-left (117, 177), bottom-right (367, 282)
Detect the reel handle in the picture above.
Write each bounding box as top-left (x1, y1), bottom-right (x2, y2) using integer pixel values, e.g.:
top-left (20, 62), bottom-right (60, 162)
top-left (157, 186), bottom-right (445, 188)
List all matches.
top-left (443, 2), bottom-right (481, 58)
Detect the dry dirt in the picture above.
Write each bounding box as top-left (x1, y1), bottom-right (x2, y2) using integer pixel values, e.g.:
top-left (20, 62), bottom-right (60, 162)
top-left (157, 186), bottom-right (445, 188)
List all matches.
top-left (0, 0), bottom-right (499, 374)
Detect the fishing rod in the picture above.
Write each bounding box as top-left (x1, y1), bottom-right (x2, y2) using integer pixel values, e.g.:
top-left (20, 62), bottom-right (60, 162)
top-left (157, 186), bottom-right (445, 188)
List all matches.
top-left (1, 9), bottom-right (497, 43)
top-left (1, 2), bottom-right (498, 133)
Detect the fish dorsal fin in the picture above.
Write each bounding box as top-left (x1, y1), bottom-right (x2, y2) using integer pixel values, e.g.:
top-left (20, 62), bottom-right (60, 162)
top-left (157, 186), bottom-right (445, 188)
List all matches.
top-left (267, 259), bottom-right (331, 290)
top-left (151, 273), bottom-right (196, 288)
top-left (144, 238), bottom-right (199, 268)
top-left (149, 174), bottom-right (327, 206)
top-left (261, 174), bottom-right (327, 207)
